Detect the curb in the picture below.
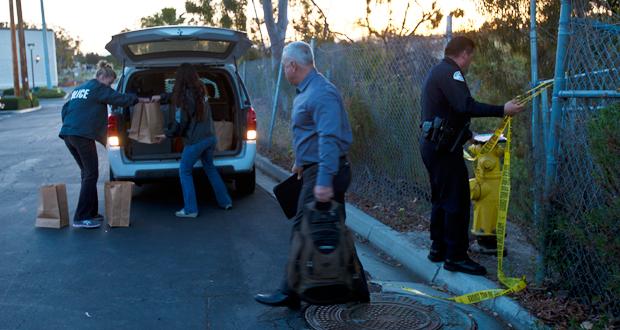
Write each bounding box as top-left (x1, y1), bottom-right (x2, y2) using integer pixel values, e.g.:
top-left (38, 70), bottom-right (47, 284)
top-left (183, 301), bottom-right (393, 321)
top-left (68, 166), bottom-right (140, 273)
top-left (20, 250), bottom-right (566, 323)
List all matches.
top-left (0, 105), bottom-right (42, 115)
top-left (255, 153), bottom-right (542, 330)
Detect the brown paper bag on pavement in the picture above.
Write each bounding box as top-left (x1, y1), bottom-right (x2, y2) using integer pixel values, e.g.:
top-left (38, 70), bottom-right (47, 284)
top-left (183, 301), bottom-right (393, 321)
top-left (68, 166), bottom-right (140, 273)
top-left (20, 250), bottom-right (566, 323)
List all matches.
top-left (105, 181), bottom-right (134, 227)
top-left (36, 184), bottom-right (69, 228)
top-left (214, 121), bottom-right (233, 151)
top-left (128, 103), bottom-right (164, 144)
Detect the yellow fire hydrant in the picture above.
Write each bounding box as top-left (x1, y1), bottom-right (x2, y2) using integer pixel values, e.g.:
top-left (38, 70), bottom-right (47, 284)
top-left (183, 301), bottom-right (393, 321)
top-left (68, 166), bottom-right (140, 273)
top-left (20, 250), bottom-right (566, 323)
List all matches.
top-left (468, 134), bottom-right (506, 252)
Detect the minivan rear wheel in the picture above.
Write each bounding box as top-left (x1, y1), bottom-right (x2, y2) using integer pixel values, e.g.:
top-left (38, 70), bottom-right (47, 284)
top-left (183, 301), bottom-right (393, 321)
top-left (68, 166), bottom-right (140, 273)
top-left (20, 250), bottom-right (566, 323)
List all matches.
top-left (235, 167), bottom-right (256, 195)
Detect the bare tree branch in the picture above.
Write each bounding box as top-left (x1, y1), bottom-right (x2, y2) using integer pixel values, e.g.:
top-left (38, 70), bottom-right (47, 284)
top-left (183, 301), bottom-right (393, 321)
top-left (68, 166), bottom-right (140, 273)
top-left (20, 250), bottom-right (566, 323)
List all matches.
top-left (251, 0), bottom-right (266, 50)
top-left (400, 2), bottom-right (411, 36)
top-left (308, 0), bottom-right (355, 42)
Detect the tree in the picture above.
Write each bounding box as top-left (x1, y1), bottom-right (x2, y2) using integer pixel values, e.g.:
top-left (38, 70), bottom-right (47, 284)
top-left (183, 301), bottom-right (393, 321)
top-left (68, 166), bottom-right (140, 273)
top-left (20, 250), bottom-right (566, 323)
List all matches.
top-left (603, 0), bottom-right (620, 14)
top-left (83, 52), bottom-right (103, 65)
top-left (475, 0), bottom-right (619, 87)
top-left (185, 0), bottom-right (248, 31)
top-left (290, 0), bottom-right (331, 42)
top-left (357, 0), bottom-right (462, 43)
top-left (290, 0), bottom-right (352, 43)
top-left (140, 7), bottom-right (185, 28)
top-left (54, 27), bottom-right (81, 70)
top-left (261, 0), bottom-right (288, 66)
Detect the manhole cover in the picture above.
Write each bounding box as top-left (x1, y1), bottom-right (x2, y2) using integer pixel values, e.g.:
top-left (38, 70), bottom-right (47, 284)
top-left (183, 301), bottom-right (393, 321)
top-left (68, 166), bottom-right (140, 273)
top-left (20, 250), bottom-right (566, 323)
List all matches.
top-left (305, 294), bottom-right (444, 330)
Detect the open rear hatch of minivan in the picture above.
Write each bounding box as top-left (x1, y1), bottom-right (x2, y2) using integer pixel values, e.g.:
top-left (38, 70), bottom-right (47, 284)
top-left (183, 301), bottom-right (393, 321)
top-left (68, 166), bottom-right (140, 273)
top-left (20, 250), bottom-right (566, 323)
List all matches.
top-left (105, 26), bottom-right (251, 67)
top-left (105, 26), bottom-right (252, 161)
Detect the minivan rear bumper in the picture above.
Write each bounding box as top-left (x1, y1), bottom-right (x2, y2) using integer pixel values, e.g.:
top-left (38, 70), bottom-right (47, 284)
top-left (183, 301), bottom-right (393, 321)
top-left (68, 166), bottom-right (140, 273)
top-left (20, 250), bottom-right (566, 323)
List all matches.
top-left (109, 140), bottom-right (256, 180)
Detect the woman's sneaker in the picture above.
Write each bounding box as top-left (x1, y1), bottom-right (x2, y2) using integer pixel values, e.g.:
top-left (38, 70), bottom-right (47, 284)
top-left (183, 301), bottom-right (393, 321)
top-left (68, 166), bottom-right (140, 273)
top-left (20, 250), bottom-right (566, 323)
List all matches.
top-left (73, 219), bottom-right (101, 229)
top-left (92, 214), bottom-right (104, 222)
top-left (175, 209), bottom-right (198, 218)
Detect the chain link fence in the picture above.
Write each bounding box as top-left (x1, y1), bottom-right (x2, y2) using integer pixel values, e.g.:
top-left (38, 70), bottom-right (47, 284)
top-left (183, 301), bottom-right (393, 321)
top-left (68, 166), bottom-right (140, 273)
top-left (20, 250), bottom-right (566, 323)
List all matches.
top-left (538, 0), bottom-right (620, 316)
top-left (243, 37), bottom-right (445, 221)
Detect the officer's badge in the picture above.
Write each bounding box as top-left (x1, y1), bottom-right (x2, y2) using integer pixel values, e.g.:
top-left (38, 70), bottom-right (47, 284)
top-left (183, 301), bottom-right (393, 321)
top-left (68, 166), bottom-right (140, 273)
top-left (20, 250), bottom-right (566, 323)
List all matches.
top-left (453, 71), bottom-right (465, 82)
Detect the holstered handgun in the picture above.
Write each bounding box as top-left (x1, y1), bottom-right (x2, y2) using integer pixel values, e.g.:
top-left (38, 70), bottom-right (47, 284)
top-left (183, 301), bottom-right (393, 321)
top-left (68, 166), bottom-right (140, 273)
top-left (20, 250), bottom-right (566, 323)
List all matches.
top-left (430, 117), bottom-right (443, 144)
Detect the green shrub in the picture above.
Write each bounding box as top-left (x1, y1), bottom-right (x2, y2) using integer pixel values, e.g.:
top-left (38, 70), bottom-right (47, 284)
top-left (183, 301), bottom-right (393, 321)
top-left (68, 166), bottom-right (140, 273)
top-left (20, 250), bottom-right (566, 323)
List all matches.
top-left (545, 103), bottom-right (620, 314)
top-left (2, 88), bottom-right (15, 96)
top-left (546, 198), bottom-right (620, 314)
top-left (0, 95), bottom-right (40, 110)
top-left (33, 87), bottom-right (66, 99)
top-left (587, 102), bottom-right (620, 194)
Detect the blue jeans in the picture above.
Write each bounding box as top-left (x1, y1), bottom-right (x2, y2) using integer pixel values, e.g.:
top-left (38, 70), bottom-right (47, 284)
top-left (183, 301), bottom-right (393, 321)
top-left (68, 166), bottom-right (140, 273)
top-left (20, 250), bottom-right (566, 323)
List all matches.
top-left (179, 136), bottom-right (232, 213)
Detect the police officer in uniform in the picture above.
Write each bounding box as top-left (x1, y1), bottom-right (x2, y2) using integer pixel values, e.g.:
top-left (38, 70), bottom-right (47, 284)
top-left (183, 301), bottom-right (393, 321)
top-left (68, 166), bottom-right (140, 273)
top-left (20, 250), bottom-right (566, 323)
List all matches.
top-left (420, 36), bottom-right (525, 275)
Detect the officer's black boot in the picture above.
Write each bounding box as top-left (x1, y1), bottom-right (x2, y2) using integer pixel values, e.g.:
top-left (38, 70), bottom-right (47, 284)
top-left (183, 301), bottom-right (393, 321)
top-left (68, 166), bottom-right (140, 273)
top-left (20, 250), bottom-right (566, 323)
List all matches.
top-left (254, 291), bottom-right (301, 309)
top-left (427, 247), bottom-right (446, 263)
top-left (443, 256), bottom-right (487, 276)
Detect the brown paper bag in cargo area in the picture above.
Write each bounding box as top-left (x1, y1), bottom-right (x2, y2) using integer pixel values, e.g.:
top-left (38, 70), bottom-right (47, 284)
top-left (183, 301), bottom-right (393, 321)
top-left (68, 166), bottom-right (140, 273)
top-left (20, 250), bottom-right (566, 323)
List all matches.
top-left (36, 184), bottom-right (69, 228)
top-left (105, 181), bottom-right (134, 227)
top-left (214, 121), bottom-right (233, 151)
top-left (128, 103), bottom-right (164, 144)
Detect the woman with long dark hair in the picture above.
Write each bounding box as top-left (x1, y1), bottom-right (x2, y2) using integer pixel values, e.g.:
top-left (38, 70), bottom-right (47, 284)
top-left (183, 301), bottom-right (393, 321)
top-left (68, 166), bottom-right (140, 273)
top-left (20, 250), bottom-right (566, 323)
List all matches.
top-left (152, 63), bottom-right (232, 217)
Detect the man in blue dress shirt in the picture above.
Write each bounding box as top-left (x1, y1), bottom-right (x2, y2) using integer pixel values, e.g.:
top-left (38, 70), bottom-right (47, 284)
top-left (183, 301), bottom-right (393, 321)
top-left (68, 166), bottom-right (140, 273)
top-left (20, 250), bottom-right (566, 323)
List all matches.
top-left (254, 41), bottom-right (368, 308)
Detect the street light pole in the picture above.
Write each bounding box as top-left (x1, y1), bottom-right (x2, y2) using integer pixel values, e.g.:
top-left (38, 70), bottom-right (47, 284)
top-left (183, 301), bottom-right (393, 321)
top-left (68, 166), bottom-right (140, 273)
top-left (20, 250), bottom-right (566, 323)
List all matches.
top-left (28, 43), bottom-right (35, 89)
top-left (40, 0), bottom-right (52, 88)
top-left (36, 55), bottom-right (40, 90)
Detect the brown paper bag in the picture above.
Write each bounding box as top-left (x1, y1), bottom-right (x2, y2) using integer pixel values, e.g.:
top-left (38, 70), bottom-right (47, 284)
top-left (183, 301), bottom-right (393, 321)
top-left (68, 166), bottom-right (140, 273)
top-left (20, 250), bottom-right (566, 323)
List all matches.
top-left (105, 181), bottom-right (134, 227)
top-left (214, 121), bottom-right (233, 151)
top-left (36, 184), bottom-right (69, 228)
top-left (128, 103), bottom-right (164, 144)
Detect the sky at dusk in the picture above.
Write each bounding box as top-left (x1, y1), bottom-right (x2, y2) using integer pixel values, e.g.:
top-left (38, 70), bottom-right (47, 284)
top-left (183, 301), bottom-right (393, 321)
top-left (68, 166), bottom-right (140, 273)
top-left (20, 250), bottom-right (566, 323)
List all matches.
top-left (0, 0), bottom-right (485, 54)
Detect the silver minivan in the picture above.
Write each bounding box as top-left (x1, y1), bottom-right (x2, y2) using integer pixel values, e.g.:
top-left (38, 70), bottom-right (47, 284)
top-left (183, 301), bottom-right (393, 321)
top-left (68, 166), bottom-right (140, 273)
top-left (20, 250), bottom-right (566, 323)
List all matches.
top-left (104, 26), bottom-right (256, 194)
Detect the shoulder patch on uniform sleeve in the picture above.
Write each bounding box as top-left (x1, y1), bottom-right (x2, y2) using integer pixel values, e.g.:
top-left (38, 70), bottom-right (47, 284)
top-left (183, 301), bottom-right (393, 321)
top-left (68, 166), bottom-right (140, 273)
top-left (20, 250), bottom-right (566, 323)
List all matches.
top-left (453, 71), bottom-right (465, 82)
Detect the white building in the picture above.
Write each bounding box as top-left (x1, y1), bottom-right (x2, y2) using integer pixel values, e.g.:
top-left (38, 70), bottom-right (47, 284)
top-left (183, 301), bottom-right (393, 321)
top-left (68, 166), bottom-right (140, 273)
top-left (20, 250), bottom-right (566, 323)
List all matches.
top-left (0, 28), bottom-right (58, 90)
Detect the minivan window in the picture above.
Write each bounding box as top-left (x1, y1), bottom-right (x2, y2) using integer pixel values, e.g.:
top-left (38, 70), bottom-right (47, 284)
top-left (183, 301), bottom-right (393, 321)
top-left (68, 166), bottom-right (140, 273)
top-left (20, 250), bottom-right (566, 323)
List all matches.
top-left (127, 40), bottom-right (232, 58)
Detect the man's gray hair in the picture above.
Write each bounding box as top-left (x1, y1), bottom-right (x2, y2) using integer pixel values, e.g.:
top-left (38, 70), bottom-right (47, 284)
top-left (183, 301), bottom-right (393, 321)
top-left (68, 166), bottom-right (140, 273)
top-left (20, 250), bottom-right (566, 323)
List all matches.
top-left (282, 41), bottom-right (315, 66)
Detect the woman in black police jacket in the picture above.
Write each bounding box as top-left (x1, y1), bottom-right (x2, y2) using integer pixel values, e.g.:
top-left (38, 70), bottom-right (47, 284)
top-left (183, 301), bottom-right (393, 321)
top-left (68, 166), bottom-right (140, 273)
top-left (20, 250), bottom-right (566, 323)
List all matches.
top-left (59, 60), bottom-right (148, 229)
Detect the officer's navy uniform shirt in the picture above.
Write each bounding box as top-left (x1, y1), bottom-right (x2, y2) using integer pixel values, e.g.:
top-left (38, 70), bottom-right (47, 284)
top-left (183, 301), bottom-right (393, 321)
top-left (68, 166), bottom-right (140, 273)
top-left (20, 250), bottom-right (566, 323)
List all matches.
top-left (59, 79), bottom-right (138, 145)
top-left (291, 69), bottom-right (353, 187)
top-left (421, 57), bottom-right (504, 142)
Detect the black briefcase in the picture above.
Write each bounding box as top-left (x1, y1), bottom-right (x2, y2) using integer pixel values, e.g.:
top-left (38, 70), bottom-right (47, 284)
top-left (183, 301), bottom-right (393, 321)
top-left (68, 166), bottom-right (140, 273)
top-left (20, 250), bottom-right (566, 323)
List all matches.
top-left (273, 174), bottom-right (303, 219)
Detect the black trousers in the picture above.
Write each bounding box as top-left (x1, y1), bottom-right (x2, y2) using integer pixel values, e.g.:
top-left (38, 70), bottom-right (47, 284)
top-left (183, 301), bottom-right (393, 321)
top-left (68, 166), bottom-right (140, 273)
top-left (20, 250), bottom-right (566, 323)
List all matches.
top-left (420, 140), bottom-right (471, 260)
top-left (64, 135), bottom-right (99, 221)
top-left (280, 158), bottom-right (355, 293)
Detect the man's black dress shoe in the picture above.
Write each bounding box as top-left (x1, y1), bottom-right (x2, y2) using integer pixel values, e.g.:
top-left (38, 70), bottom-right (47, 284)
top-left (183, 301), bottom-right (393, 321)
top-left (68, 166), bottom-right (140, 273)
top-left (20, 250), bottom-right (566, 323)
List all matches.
top-left (427, 248), bottom-right (445, 262)
top-left (443, 257), bottom-right (487, 276)
top-left (254, 291), bottom-right (301, 309)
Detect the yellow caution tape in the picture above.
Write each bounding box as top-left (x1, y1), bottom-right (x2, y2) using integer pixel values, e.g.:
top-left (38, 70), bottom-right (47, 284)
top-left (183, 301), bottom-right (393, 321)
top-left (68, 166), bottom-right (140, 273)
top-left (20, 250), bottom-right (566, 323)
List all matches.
top-left (514, 80), bottom-right (553, 106)
top-left (403, 82), bottom-right (555, 304)
top-left (404, 116), bottom-right (526, 304)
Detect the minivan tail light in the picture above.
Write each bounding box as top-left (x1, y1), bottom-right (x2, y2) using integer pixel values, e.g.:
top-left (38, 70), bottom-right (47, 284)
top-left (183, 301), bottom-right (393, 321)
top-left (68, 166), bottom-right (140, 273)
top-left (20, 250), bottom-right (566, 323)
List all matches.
top-left (246, 107), bottom-right (257, 140)
top-left (107, 114), bottom-right (120, 147)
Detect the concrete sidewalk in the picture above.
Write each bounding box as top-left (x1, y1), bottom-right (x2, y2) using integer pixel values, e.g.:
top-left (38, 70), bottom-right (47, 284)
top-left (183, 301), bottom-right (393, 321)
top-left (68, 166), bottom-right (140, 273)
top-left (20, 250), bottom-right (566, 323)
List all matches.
top-left (255, 154), bottom-right (543, 330)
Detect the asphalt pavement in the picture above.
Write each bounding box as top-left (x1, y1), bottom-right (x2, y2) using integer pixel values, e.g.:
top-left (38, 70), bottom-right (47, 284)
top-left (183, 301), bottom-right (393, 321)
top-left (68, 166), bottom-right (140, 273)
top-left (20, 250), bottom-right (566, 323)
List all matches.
top-left (0, 99), bottom-right (508, 329)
